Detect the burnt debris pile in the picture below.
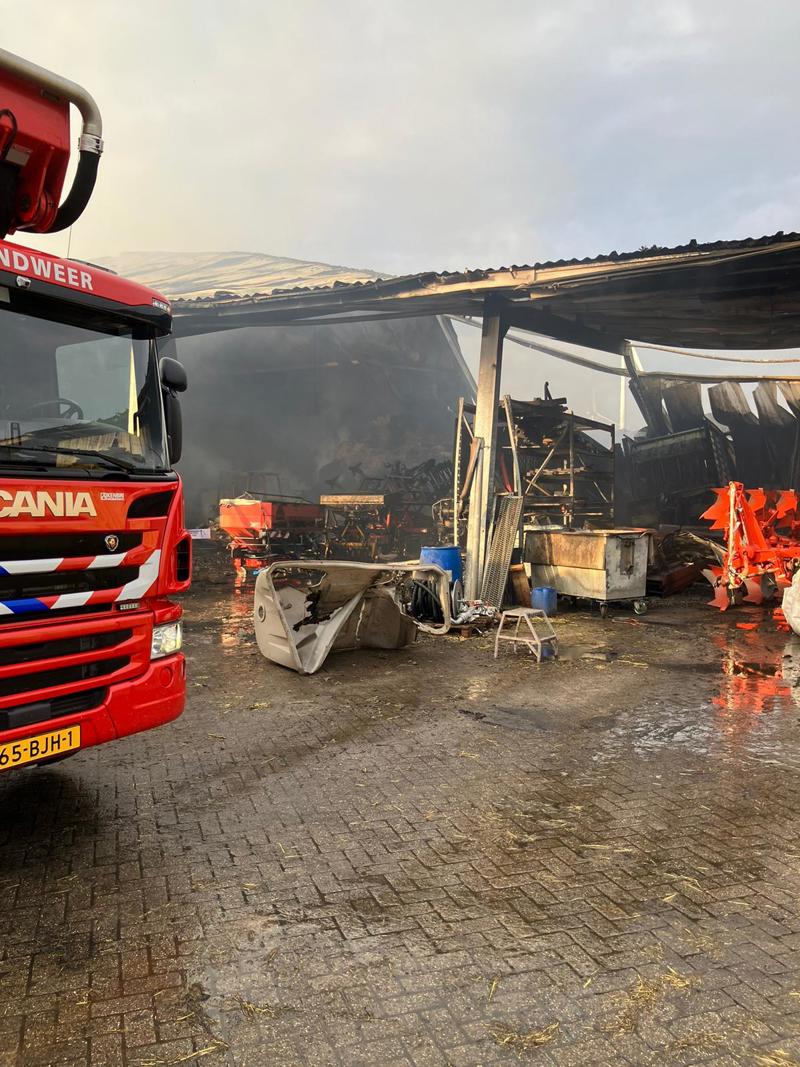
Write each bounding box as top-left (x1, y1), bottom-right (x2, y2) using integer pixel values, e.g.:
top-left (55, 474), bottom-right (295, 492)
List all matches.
top-left (618, 378), bottom-right (800, 527)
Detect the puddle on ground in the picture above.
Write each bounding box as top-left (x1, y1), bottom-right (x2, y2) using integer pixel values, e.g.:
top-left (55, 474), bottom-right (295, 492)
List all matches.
top-left (595, 629), bottom-right (800, 767)
top-left (184, 588), bottom-right (256, 654)
top-left (712, 629), bottom-right (797, 716)
top-left (459, 705), bottom-right (554, 732)
top-left (220, 597), bottom-right (255, 653)
top-left (456, 618), bottom-right (800, 767)
top-left (662, 661), bottom-right (720, 674)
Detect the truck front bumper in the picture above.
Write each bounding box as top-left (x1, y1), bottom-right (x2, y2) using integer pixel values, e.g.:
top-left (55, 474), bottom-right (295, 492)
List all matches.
top-left (0, 653), bottom-right (186, 754)
top-left (95, 652), bottom-right (186, 744)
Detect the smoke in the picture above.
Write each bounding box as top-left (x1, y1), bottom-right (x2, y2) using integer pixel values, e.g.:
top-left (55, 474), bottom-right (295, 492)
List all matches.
top-left (171, 316), bottom-right (471, 526)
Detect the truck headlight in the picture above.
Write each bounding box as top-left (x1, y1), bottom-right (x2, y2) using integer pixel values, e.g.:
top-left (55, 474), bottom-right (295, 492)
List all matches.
top-left (151, 621), bottom-right (182, 659)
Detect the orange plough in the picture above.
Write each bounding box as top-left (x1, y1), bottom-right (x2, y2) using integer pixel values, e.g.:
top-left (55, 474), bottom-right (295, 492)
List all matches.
top-left (700, 482), bottom-right (800, 609)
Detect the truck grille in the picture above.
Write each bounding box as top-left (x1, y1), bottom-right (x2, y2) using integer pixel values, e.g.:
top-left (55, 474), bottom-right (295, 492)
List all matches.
top-left (0, 529), bottom-right (161, 619)
top-left (0, 687), bottom-right (107, 731)
top-left (0, 568), bottom-right (138, 601)
top-left (0, 604), bottom-right (108, 627)
top-left (0, 656), bottom-right (129, 699)
top-left (0, 614), bottom-right (151, 712)
top-left (0, 532), bottom-right (141, 560)
top-left (0, 628), bottom-right (132, 667)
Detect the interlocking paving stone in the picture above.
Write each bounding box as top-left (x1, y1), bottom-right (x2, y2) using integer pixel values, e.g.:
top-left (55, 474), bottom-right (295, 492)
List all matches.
top-left (2, 589), bottom-right (800, 1064)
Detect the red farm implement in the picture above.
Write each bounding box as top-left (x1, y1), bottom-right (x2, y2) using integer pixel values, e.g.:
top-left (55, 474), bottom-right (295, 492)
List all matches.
top-left (701, 482), bottom-right (800, 609)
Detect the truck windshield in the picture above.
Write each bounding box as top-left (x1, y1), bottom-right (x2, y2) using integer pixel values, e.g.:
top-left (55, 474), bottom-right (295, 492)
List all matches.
top-left (0, 305), bottom-right (168, 474)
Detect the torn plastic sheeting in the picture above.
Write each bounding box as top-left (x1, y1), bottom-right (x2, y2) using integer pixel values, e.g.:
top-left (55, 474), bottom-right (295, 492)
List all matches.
top-left (253, 559), bottom-right (451, 674)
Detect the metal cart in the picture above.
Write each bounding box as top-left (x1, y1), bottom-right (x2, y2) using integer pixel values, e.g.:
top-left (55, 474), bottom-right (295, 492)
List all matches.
top-left (524, 528), bottom-right (650, 617)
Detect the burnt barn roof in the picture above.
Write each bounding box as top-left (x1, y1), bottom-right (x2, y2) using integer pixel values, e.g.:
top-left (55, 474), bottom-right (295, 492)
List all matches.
top-left (172, 231), bottom-right (800, 352)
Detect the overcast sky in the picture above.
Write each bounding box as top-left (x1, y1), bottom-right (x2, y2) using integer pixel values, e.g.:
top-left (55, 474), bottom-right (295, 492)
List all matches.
top-left (5, 0), bottom-right (800, 274)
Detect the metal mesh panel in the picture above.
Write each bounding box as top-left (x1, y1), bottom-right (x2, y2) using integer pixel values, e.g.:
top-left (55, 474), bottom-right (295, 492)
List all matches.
top-left (480, 495), bottom-right (523, 608)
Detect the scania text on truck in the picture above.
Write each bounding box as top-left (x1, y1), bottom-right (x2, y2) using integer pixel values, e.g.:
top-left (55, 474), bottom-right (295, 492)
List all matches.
top-left (0, 48), bottom-right (190, 772)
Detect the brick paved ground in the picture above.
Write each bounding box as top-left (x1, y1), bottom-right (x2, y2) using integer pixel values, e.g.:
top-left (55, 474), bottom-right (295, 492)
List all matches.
top-left (3, 586), bottom-right (800, 1065)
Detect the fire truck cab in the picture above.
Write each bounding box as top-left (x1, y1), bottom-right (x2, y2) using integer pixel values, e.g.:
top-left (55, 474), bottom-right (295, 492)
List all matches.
top-left (0, 49), bottom-right (191, 771)
top-left (0, 241), bottom-right (191, 770)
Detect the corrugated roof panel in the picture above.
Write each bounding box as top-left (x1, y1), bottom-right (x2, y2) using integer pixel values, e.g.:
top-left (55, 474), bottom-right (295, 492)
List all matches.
top-left (169, 231), bottom-right (800, 350)
top-left (172, 230), bottom-right (800, 307)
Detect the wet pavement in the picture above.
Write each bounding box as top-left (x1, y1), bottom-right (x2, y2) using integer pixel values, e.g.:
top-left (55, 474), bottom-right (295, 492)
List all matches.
top-left (3, 586), bottom-right (800, 1065)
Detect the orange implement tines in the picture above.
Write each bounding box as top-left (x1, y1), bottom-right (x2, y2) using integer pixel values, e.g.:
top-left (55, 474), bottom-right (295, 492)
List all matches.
top-left (701, 482), bottom-right (800, 609)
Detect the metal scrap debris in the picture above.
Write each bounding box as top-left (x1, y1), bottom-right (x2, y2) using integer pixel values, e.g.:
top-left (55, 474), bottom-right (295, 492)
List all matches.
top-left (253, 559), bottom-right (451, 674)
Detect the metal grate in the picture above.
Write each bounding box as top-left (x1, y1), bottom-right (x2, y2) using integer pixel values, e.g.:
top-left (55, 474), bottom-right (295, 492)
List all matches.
top-left (480, 495), bottom-right (523, 608)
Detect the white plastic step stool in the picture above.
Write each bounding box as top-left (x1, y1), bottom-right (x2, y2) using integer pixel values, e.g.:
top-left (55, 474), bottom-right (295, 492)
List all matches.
top-left (494, 608), bottom-right (558, 662)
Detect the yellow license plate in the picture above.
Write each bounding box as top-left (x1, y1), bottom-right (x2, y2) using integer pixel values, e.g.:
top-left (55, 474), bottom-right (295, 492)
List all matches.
top-left (0, 724), bottom-right (81, 771)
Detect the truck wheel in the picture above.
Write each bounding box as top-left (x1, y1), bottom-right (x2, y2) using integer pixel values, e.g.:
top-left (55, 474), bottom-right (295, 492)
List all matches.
top-left (599, 602), bottom-right (608, 619)
top-left (633, 599), bottom-right (648, 615)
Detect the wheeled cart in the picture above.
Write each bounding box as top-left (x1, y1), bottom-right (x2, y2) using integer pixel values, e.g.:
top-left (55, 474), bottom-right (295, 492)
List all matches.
top-left (523, 528), bottom-right (650, 618)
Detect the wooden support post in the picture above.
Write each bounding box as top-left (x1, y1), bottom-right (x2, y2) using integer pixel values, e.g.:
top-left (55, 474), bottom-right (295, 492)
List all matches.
top-left (465, 310), bottom-right (506, 600)
top-left (452, 396), bottom-right (465, 544)
top-left (610, 421), bottom-right (616, 522)
top-left (502, 394), bottom-right (521, 495)
top-left (568, 413), bottom-right (575, 527)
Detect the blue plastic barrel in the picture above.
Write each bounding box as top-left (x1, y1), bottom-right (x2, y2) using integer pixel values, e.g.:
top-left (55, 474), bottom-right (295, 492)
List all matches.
top-left (419, 545), bottom-right (463, 584)
top-left (531, 585), bottom-right (557, 615)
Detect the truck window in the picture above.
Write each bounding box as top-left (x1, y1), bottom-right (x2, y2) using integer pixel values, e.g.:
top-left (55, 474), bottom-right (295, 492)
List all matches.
top-left (55, 337), bottom-right (135, 430)
top-left (0, 305), bottom-right (168, 472)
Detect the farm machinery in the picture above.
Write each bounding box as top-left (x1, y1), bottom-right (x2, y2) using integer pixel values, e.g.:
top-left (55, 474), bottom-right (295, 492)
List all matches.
top-left (701, 482), bottom-right (800, 609)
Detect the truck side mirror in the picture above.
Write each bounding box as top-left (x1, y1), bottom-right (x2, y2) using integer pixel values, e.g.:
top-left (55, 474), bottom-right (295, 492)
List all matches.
top-left (163, 391), bottom-right (183, 465)
top-left (160, 356), bottom-right (187, 465)
top-left (160, 356), bottom-right (187, 393)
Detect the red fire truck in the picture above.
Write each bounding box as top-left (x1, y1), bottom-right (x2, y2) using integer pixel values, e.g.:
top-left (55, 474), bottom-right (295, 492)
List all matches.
top-left (0, 49), bottom-right (190, 771)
